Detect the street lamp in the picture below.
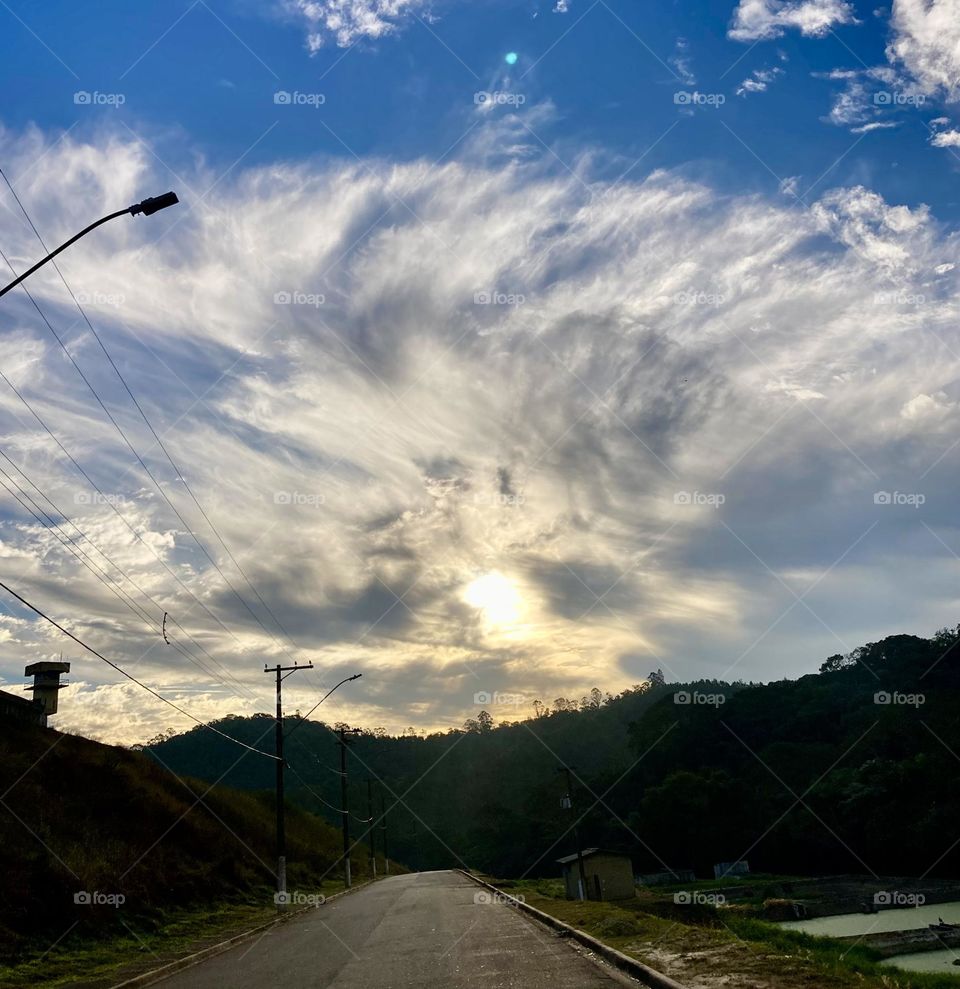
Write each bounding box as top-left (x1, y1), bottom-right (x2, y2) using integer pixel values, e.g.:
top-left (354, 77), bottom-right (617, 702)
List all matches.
top-left (0, 191), bottom-right (179, 299)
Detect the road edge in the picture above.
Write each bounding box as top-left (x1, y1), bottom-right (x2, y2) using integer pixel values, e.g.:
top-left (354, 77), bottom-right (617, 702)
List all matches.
top-left (457, 870), bottom-right (688, 989)
top-left (107, 881), bottom-right (375, 989)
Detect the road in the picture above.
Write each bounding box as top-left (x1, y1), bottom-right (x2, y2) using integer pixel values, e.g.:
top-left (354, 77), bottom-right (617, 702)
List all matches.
top-left (157, 870), bottom-right (635, 988)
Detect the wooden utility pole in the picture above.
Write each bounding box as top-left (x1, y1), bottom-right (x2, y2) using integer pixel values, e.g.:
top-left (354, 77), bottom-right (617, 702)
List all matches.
top-left (558, 765), bottom-right (588, 901)
top-left (366, 779), bottom-right (377, 879)
top-left (264, 662), bottom-right (313, 909)
top-left (338, 726), bottom-right (362, 887)
top-left (379, 788), bottom-right (389, 876)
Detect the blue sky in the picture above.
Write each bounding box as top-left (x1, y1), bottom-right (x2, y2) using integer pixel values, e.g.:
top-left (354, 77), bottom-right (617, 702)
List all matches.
top-left (1, 0), bottom-right (960, 742)
top-left (3, 1), bottom-right (958, 213)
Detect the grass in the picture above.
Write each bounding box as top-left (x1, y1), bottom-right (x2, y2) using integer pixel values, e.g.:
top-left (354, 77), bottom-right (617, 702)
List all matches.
top-left (0, 879), bottom-right (357, 989)
top-left (0, 722), bottom-right (395, 985)
top-left (495, 878), bottom-right (960, 989)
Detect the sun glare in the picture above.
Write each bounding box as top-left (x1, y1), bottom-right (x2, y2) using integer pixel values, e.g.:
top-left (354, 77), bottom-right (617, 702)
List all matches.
top-left (464, 572), bottom-right (521, 627)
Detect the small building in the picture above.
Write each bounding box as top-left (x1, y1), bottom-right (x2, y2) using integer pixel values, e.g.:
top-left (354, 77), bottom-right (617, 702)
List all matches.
top-left (558, 848), bottom-right (635, 902)
top-left (0, 687), bottom-right (46, 726)
top-left (713, 860), bottom-right (750, 880)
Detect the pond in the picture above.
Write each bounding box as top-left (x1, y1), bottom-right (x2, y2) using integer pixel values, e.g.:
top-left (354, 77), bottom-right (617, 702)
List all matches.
top-left (780, 901), bottom-right (960, 937)
top-left (781, 901), bottom-right (960, 975)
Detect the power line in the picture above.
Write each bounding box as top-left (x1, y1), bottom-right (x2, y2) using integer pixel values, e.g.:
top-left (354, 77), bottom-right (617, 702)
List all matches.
top-left (0, 253), bottom-right (283, 667)
top-left (285, 674), bottom-right (363, 739)
top-left (0, 168), bottom-right (306, 667)
top-left (0, 173), bottom-right (342, 723)
top-left (0, 578), bottom-right (279, 760)
top-left (0, 396), bottom-right (257, 701)
top-left (285, 763), bottom-right (346, 814)
top-left (0, 361), bottom-right (269, 698)
top-left (0, 456), bottom-right (262, 703)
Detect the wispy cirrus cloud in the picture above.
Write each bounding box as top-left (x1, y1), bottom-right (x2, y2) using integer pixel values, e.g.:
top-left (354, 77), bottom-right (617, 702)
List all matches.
top-left (1, 120), bottom-right (959, 745)
top-left (737, 65), bottom-right (785, 97)
top-left (285, 0), bottom-right (434, 50)
top-left (729, 0), bottom-right (856, 41)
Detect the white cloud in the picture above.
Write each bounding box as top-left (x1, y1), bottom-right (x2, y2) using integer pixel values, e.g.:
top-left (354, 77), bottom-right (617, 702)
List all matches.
top-left (670, 37), bottom-right (696, 85)
top-left (2, 125), bottom-right (959, 745)
top-left (737, 65), bottom-right (785, 96)
top-left (729, 0), bottom-right (856, 40)
top-left (887, 0), bottom-right (960, 101)
top-left (931, 128), bottom-right (960, 146)
top-left (287, 0), bottom-right (431, 49)
top-left (851, 120), bottom-right (900, 132)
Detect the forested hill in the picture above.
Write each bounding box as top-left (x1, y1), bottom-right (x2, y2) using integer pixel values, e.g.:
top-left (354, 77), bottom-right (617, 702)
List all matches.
top-left (144, 624), bottom-right (960, 880)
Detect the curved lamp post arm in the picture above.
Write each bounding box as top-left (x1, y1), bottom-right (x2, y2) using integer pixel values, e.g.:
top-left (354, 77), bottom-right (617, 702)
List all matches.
top-left (0, 191), bottom-right (179, 300)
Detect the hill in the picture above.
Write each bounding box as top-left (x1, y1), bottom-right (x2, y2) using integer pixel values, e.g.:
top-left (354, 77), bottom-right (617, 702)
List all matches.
top-left (0, 718), bottom-right (376, 966)
top-left (145, 623), bottom-right (960, 881)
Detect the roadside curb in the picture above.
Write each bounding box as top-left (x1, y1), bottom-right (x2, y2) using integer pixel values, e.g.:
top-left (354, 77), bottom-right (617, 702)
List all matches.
top-left (458, 870), bottom-right (689, 989)
top-left (108, 881), bottom-right (375, 988)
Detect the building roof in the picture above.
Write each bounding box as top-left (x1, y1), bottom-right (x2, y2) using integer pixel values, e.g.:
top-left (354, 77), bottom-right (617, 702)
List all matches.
top-left (25, 661), bottom-right (70, 675)
top-left (556, 848), bottom-right (631, 865)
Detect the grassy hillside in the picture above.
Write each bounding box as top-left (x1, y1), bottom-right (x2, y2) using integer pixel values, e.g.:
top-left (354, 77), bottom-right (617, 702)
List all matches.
top-left (0, 719), bottom-right (378, 969)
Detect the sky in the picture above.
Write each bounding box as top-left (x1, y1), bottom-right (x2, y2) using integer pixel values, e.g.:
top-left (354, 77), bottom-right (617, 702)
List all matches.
top-left (0, 0), bottom-right (959, 745)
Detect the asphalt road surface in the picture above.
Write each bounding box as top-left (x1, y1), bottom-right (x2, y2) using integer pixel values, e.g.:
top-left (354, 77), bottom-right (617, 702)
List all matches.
top-left (157, 870), bottom-right (636, 988)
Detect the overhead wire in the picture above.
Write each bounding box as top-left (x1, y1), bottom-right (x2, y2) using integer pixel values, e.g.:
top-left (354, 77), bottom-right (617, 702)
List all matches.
top-left (0, 579), bottom-right (279, 760)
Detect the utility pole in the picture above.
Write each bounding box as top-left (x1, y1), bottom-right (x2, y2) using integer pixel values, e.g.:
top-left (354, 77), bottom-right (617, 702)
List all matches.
top-left (558, 765), bottom-right (588, 901)
top-left (366, 779), bottom-right (377, 880)
top-left (264, 661), bottom-right (313, 909)
top-left (338, 726), bottom-right (362, 888)
top-left (379, 788), bottom-right (389, 876)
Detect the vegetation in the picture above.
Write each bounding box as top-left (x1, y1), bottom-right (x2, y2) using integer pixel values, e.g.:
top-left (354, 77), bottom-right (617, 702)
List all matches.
top-left (147, 624), bottom-right (960, 882)
top-left (504, 879), bottom-right (960, 989)
top-left (0, 721), bottom-right (384, 978)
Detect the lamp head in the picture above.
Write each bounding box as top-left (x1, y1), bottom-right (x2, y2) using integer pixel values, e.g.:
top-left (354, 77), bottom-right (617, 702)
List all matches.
top-left (130, 191), bottom-right (179, 216)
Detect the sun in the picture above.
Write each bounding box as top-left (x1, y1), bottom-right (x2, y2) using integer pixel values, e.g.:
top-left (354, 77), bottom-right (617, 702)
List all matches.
top-left (464, 572), bottom-right (521, 627)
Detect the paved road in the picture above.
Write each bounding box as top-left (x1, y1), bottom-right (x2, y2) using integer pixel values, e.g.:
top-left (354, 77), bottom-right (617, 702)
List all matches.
top-left (158, 871), bottom-right (634, 988)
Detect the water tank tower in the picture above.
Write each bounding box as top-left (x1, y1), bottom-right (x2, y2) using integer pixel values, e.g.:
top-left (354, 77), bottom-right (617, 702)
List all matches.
top-left (24, 661), bottom-right (70, 716)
